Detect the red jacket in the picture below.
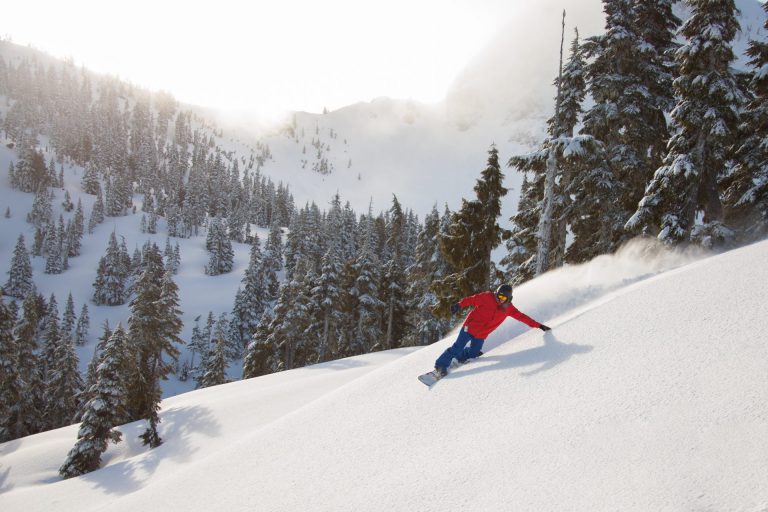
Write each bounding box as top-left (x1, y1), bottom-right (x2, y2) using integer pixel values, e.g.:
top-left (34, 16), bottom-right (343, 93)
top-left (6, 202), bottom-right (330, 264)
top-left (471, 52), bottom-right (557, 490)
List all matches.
top-left (458, 291), bottom-right (541, 339)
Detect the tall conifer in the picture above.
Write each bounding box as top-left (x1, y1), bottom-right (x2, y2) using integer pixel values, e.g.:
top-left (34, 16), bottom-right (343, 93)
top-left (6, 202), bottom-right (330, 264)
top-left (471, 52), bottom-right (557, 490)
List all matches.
top-left (434, 145), bottom-right (508, 315)
top-left (627, 0), bottom-right (744, 246)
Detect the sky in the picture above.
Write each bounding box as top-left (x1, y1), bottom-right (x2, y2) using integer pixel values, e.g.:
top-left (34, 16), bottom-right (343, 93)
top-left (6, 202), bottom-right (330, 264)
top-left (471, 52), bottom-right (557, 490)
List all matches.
top-left (2, 0), bottom-right (515, 118)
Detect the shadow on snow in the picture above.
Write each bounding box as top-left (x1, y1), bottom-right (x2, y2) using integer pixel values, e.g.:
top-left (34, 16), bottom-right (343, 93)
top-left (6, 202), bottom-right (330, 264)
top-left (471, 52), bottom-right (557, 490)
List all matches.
top-left (452, 332), bottom-right (593, 379)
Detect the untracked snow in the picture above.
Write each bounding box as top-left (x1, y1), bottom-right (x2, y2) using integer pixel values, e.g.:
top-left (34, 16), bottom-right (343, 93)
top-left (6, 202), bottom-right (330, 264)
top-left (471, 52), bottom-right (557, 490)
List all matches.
top-left (2, 239), bottom-right (767, 511)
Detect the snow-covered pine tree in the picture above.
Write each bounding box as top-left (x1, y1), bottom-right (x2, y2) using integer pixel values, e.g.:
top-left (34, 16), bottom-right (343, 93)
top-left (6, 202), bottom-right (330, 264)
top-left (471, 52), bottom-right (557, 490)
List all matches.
top-left (242, 310), bottom-right (275, 378)
top-left (126, 246), bottom-right (183, 447)
top-left (205, 217), bottom-right (234, 275)
top-left (347, 206), bottom-right (384, 355)
top-left (381, 195), bottom-right (408, 350)
top-left (434, 145), bottom-right (508, 316)
top-left (62, 293), bottom-right (76, 340)
top-left (81, 162), bottom-right (101, 195)
top-left (308, 241), bottom-right (344, 362)
top-left (4, 234), bottom-right (34, 299)
top-left (284, 203), bottom-right (324, 279)
top-left (230, 236), bottom-right (268, 351)
top-left (172, 242), bottom-right (181, 274)
top-left (200, 315), bottom-right (228, 388)
top-left (403, 205), bottom-right (451, 346)
top-left (93, 232), bottom-right (127, 305)
top-left (569, 0), bottom-right (680, 261)
top-left (43, 295), bottom-right (83, 430)
top-left (83, 320), bottom-right (112, 406)
top-left (0, 296), bottom-right (20, 442)
top-left (88, 184), bottom-right (106, 233)
top-left (74, 303), bottom-right (89, 346)
top-left (42, 216), bottom-right (63, 274)
top-left (626, 0), bottom-right (744, 246)
top-left (27, 186), bottom-right (53, 228)
top-left (723, 0), bottom-right (768, 240)
top-left (266, 260), bottom-right (313, 371)
top-left (7, 291), bottom-right (45, 438)
top-left (186, 316), bottom-right (202, 379)
top-left (66, 200), bottom-right (84, 257)
top-left (264, 222), bottom-right (284, 299)
top-left (59, 324), bottom-right (128, 479)
top-left (41, 294), bottom-right (60, 383)
top-left (11, 135), bottom-right (47, 193)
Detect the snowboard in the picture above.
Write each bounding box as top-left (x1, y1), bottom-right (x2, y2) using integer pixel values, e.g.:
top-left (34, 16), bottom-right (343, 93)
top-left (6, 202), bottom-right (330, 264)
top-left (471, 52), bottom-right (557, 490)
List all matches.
top-left (417, 370), bottom-right (444, 387)
top-left (418, 353), bottom-right (482, 387)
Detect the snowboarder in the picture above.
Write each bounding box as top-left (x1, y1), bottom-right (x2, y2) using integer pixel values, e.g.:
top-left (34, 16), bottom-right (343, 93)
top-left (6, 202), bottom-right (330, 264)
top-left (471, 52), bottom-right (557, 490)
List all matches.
top-left (419, 284), bottom-right (550, 385)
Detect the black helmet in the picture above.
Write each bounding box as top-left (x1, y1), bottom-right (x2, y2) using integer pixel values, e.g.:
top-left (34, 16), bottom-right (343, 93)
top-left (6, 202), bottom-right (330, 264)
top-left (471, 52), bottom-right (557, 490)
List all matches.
top-left (495, 284), bottom-right (513, 303)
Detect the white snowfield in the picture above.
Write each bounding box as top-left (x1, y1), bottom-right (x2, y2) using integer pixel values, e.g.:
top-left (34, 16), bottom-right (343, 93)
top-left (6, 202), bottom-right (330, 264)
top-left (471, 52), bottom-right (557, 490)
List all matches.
top-left (2, 239), bottom-right (768, 511)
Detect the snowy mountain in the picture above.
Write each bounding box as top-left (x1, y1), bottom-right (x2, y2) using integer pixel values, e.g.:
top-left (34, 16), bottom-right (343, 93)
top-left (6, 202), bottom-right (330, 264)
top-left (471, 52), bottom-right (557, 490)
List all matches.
top-left (231, 0), bottom-right (766, 218)
top-left (1, 237), bottom-right (767, 511)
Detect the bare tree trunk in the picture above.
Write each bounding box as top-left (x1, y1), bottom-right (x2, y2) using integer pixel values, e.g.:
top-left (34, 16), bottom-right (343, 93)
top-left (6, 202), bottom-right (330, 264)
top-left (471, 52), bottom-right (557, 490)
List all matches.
top-left (536, 10), bottom-right (567, 276)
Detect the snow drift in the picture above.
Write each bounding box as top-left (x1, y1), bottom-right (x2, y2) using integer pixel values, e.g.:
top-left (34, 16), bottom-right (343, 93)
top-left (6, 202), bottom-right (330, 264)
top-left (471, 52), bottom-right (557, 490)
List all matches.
top-left (2, 238), bottom-right (768, 511)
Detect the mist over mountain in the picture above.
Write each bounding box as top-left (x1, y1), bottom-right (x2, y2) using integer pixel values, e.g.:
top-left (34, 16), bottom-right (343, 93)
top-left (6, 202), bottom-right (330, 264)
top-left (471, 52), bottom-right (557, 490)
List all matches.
top-left (223, 0), bottom-right (766, 219)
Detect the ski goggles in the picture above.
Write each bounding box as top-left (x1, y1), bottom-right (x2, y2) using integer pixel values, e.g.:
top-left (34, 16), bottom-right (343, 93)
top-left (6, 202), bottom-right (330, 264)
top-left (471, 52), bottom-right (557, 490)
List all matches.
top-left (496, 293), bottom-right (510, 303)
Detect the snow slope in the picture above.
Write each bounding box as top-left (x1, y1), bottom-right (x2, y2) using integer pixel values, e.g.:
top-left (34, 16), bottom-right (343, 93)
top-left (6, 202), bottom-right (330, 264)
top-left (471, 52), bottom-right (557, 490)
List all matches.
top-left (2, 238), bottom-right (767, 511)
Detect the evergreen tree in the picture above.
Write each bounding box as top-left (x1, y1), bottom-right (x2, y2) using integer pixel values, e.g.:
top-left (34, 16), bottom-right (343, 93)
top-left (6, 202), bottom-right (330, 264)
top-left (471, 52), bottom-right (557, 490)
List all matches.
top-left (59, 325), bottom-right (128, 479)
top-left (403, 206), bottom-right (451, 346)
top-left (43, 216), bottom-right (64, 274)
top-left (187, 314), bottom-right (210, 382)
top-left (126, 245), bottom-right (183, 448)
top-left (723, 1), bottom-right (768, 239)
top-left (83, 320), bottom-right (112, 404)
top-left (12, 135), bottom-right (47, 193)
top-left (569, 0), bottom-right (679, 261)
top-left (205, 217), bottom-right (234, 275)
top-left (230, 236), bottom-right (268, 350)
top-left (88, 184), bottom-right (105, 233)
top-left (41, 294), bottom-right (60, 386)
top-left (348, 209), bottom-right (384, 355)
top-left (93, 232), bottom-right (127, 306)
top-left (42, 295), bottom-right (83, 430)
top-left (309, 243), bottom-right (344, 361)
top-left (8, 291), bottom-right (45, 438)
top-left (74, 303), bottom-right (90, 346)
top-left (27, 186), bottom-right (53, 228)
top-left (200, 316), bottom-right (228, 388)
top-left (4, 234), bottom-right (34, 299)
top-left (242, 310), bottom-right (275, 378)
top-left (434, 145), bottom-right (508, 316)
top-left (381, 196), bottom-right (409, 349)
top-left (80, 162), bottom-right (101, 195)
top-left (626, 0), bottom-right (744, 246)
top-left (67, 200), bottom-right (84, 257)
top-left (0, 296), bottom-right (20, 442)
top-left (263, 222), bottom-right (284, 299)
top-left (62, 293), bottom-right (77, 340)
top-left (267, 260), bottom-right (313, 371)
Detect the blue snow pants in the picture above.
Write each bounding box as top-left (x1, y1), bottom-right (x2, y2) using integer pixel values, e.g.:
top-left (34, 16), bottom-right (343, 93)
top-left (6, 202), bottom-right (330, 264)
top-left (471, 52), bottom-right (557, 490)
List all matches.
top-left (435, 327), bottom-right (485, 370)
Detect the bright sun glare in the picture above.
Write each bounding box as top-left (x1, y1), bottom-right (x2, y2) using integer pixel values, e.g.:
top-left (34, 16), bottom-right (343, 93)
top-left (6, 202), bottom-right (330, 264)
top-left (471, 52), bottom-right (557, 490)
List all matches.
top-left (3, 0), bottom-right (512, 118)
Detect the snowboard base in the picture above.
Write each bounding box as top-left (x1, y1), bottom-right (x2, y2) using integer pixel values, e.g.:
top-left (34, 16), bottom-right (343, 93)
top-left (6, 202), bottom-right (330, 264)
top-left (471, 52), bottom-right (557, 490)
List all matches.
top-left (417, 370), bottom-right (443, 387)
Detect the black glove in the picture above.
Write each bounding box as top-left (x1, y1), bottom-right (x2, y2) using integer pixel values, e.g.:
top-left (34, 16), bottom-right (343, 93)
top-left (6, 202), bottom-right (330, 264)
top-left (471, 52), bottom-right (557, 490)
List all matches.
top-left (450, 303), bottom-right (460, 315)
top-left (539, 324), bottom-right (551, 332)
